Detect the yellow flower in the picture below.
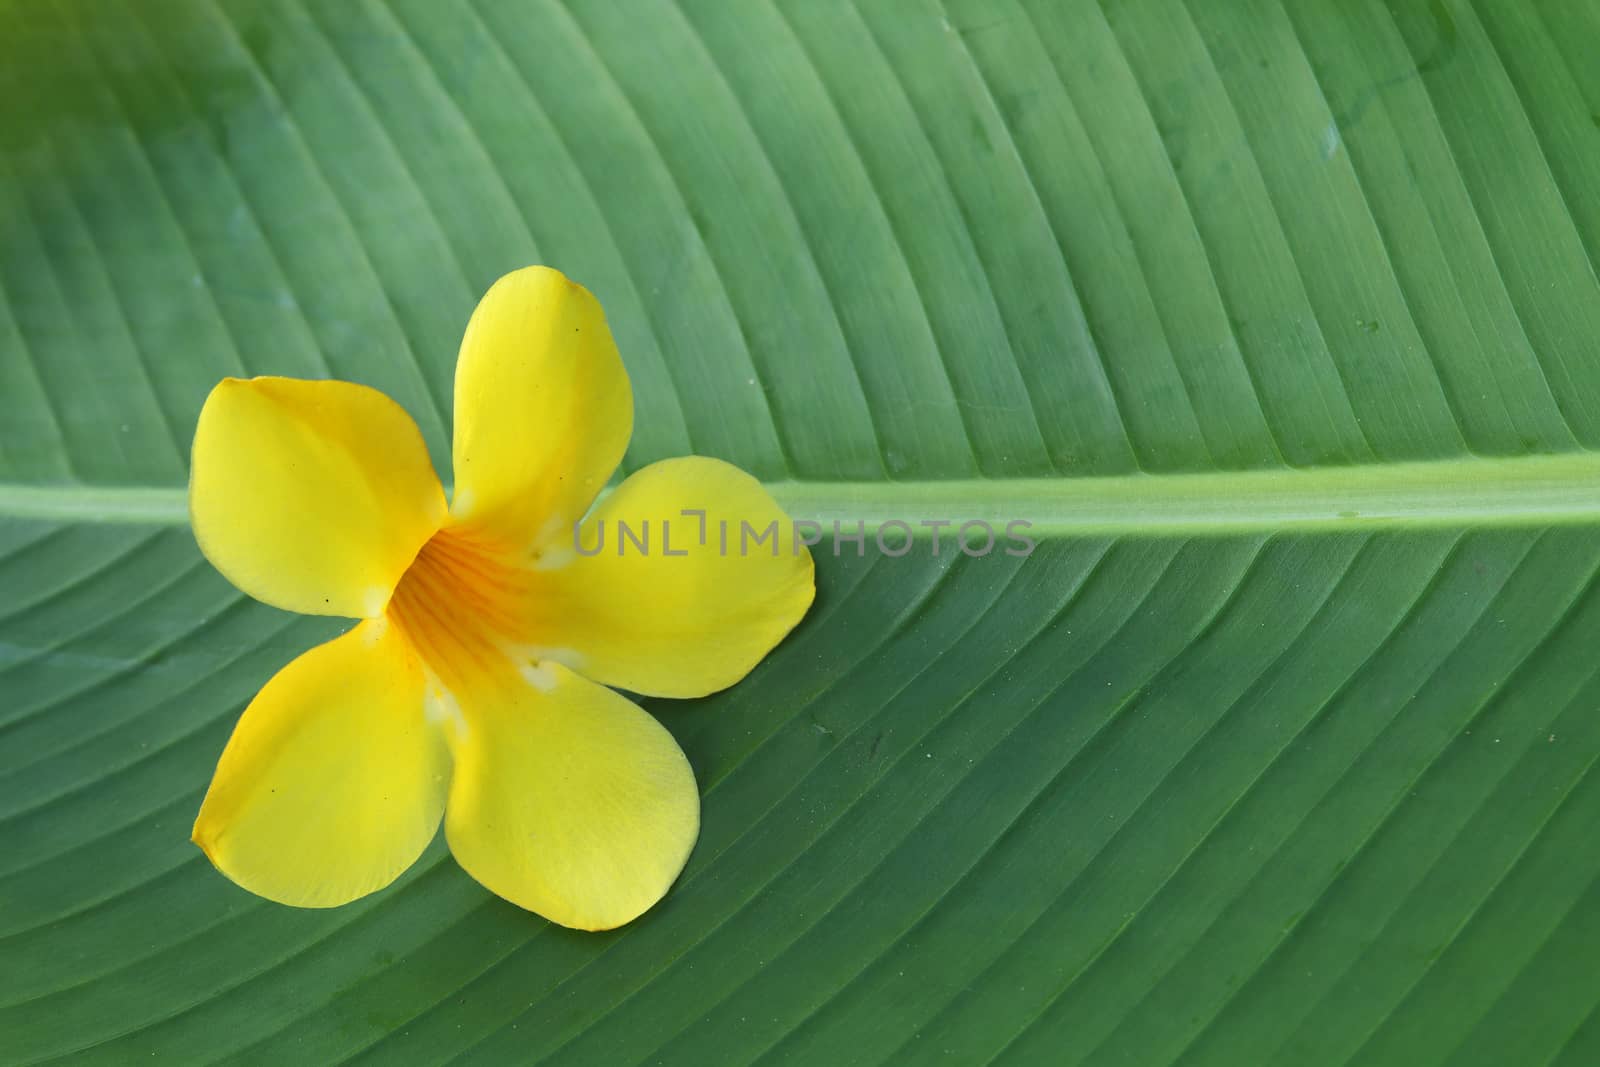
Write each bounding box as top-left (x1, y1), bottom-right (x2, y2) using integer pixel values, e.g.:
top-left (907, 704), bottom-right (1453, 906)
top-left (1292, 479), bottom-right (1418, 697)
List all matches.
top-left (187, 266), bottom-right (815, 930)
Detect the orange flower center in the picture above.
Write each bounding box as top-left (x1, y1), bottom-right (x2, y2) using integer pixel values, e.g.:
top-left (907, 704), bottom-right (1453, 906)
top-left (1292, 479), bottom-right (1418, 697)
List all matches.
top-left (387, 525), bottom-right (537, 703)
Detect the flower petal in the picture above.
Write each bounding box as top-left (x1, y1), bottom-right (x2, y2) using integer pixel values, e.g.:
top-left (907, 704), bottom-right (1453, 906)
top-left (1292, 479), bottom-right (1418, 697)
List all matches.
top-left (450, 266), bottom-right (633, 549)
top-left (192, 620), bottom-right (450, 908)
top-left (525, 457), bottom-right (815, 699)
top-left (190, 377), bottom-right (446, 618)
top-left (444, 662), bottom-right (698, 930)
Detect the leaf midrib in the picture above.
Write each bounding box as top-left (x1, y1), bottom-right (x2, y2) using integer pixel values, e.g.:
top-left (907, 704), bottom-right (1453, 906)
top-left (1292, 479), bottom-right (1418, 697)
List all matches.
top-left (3, 453), bottom-right (1599, 535)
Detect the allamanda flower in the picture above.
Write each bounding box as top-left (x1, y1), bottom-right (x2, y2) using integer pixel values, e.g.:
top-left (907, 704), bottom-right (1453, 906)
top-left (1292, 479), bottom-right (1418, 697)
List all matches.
top-left (189, 266), bottom-right (814, 930)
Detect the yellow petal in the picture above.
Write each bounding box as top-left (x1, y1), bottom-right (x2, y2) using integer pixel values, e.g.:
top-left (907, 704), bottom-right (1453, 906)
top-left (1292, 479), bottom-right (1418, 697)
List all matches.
top-left (450, 266), bottom-right (633, 550)
top-left (525, 457), bottom-right (815, 699)
top-left (190, 377), bottom-right (447, 618)
top-left (444, 662), bottom-right (698, 930)
top-left (192, 620), bottom-right (450, 907)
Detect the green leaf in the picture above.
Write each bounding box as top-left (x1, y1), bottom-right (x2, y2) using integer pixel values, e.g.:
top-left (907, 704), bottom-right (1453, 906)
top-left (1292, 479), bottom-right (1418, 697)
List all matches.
top-left (5, 1), bottom-right (1600, 1063)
